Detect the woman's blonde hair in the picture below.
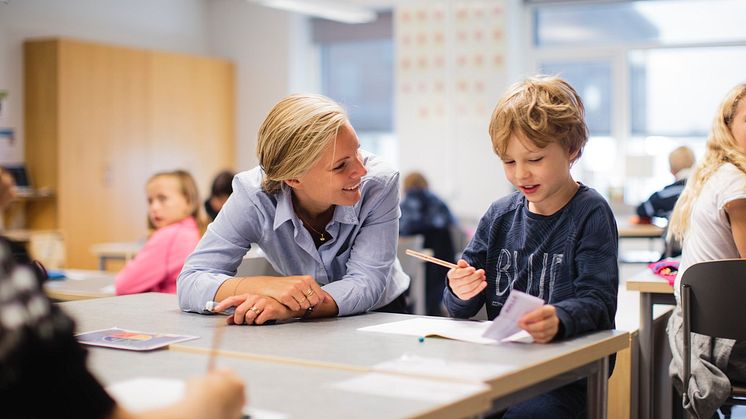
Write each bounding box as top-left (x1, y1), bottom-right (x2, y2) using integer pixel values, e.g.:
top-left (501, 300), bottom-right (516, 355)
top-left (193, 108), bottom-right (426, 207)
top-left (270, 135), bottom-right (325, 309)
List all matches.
top-left (489, 75), bottom-right (588, 162)
top-left (147, 170), bottom-right (206, 234)
top-left (668, 83), bottom-right (746, 242)
top-left (256, 94), bottom-right (348, 195)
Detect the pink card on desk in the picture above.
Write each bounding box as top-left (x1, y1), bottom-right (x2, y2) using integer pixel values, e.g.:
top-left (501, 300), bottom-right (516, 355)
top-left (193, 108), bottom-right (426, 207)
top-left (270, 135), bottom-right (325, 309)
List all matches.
top-left (76, 328), bottom-right (198, 351)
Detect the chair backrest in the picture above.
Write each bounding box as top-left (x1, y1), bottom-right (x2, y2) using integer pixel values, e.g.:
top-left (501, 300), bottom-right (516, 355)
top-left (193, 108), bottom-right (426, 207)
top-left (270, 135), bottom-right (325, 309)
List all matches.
top-left (449, 224), bottom-right (470, 260)
top-left (397, 234), bottom-right (426, 315)
top-left (681, 259), bottom-right (746, 341)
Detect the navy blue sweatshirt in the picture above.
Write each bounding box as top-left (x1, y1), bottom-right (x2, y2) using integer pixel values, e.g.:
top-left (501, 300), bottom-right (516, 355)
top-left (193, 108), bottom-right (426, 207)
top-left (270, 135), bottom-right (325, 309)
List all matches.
top-left (444, 184), bottom-right (618, 340)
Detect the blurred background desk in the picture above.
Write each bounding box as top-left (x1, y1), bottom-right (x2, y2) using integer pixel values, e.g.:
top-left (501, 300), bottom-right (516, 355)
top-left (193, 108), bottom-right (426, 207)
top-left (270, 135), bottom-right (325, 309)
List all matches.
top-left (44, 269), bottom-right (116, 301)
top-left (90, 241), bottom-right (143, 271)
top-left (617, 220), bottom-right (665, 263)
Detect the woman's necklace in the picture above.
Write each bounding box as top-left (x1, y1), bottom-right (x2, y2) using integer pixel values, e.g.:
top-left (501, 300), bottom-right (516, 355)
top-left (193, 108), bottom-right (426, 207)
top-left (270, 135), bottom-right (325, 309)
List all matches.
top-left (301, 217), bottom-right (326, 241)
top-left (296, 209), bottom-right (329, 242)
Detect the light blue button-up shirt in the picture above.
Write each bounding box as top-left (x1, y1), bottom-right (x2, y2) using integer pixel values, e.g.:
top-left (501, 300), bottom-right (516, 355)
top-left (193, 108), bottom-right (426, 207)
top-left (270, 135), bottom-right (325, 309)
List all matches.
top-left (177, 152), bottom-right (410, 316)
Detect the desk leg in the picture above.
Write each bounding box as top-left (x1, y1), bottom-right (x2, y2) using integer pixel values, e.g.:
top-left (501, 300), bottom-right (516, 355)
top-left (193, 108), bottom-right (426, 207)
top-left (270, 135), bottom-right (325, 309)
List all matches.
top-left (98, 256), bottom-right (106, 271)
top-left (639, 292), bottom-right (653, 419)
top-left (587, 357), bottom-right (609, 418)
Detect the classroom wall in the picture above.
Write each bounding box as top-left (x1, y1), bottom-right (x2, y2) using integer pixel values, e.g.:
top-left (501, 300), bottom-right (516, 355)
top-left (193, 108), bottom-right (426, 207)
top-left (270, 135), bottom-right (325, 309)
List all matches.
top-left (395, 0), bottom-right (524, 222)
top-left (0, 0), bottom-right (210, 164)
top-left (0, 0), bottom-right (311, 171)
top-left (205, 0), bottom-right (319, 170)
top-left (0, 0), bottom-right (524, 222)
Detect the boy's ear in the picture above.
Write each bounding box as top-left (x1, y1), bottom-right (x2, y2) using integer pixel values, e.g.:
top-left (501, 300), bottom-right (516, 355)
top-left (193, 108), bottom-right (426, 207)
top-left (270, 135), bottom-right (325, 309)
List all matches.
top-left (568, 148), bottom-right (580, 163)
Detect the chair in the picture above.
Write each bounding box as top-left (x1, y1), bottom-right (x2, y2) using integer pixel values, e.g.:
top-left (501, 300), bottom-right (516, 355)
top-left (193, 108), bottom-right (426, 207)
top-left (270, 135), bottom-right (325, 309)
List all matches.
top-left (397, 235), bottom-right (427, 315)
top-left (449, 224), bottom-right (470, 260)
top-left (681, 259), bottom-right (746, 418)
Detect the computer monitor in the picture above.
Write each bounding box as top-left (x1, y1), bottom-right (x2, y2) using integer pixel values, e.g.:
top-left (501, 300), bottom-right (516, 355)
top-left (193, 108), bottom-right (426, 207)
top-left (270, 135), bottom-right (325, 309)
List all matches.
top-left (2, 164), bottom-right (31, 192)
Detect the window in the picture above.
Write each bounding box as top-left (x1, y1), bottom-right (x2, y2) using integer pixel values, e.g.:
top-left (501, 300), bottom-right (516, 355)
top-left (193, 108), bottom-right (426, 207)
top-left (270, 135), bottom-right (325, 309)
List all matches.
top-left (313, 13), bottom-right (396, 165)
top-left (531, 0), bottom-right (746, 207)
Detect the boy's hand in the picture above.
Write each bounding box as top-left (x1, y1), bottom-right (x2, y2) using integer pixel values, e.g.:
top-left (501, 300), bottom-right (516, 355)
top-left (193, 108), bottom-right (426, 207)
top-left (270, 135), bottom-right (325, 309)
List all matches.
top-left (518, 305), bottom-right (560, 344)
top-left (447, 259), bottom-right (487, 301)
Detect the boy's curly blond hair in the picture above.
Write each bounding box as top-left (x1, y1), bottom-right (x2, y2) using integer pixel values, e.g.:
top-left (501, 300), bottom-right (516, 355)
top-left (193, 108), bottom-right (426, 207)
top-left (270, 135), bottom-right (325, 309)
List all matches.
top-left (489, 76), bottom-right (588, 162)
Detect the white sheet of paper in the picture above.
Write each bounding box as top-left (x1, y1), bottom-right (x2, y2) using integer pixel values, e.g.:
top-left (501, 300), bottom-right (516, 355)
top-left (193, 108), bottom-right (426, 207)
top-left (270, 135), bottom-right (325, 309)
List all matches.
top-left (358, 317), bottom-right (498, 344)
top-left (62, 269), bottom-right (113, 280)
top-left (107, 377), bottom-right (286, 419)
top-left (327, 372), bottom-right (488, 403)
top-left (100, 284), bottom-right (116, 294)
top-left (373, 354), bottom-right (512, 382)
top-left (482, 290), bottom-right (544, 341)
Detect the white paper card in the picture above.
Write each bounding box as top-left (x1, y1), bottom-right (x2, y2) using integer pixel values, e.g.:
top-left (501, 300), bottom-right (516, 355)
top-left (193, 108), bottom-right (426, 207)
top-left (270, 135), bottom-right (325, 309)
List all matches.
top-left (358, 317), bottom-right (497, 344)
top-left (327, 373), bottom-right (488, 403)
top-left (107, 377), bottom-right (285, 419)
top-left (482, 290), bottom-right (544, 341)
top-left (374, 354), bottom-right (512, 382)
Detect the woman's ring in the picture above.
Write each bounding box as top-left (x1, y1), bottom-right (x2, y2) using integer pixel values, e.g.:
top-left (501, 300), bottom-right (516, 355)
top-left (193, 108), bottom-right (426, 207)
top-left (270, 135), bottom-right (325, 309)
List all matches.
top-left (250, 306), bottom-right (259, 313)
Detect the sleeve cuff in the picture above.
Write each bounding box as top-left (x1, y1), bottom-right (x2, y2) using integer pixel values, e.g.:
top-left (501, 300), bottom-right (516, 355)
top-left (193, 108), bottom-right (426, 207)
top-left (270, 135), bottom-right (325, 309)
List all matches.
top-left (322, 280), bottom-right (366, 316)
top-left (553, 305), bottom-right (573, 339)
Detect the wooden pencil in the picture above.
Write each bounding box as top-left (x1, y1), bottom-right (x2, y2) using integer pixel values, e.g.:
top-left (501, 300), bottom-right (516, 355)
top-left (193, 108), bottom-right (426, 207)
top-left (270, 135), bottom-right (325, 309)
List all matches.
top-left (404, 248), bottom-right (459, 269)
top-left (207, 320), bottom-right (226, 371)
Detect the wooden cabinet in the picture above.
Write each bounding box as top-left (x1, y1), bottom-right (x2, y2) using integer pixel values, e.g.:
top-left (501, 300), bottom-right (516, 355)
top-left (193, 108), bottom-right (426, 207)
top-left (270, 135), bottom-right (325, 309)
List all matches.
top-left (24, 38), bottom-right (235, 269)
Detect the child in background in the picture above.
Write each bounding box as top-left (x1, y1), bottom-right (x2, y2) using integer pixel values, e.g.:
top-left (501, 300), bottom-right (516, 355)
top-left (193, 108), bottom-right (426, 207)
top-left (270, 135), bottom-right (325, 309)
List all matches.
top-left (399, 171), bottom-right (456, 316)
top-left (444, 76), bottom-right (618, 418)
top-left (205, 170), bottom-right (235, 221)
top-left (666, 83), bottom-right (746, 418)
top-left (115, 170), bottom-right (204, 295)
top-left (634, 145), bottom-right (696, 223)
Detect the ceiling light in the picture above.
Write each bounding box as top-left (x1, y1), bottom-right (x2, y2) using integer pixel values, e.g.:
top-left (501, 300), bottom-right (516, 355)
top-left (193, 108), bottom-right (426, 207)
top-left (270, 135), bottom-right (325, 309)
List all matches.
top-left (252, 0), bottom-right (377, 24)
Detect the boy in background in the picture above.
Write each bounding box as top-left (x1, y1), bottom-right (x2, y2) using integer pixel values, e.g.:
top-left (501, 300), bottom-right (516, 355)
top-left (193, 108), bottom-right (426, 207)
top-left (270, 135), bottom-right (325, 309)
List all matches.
top-left (444, 76), bottom-right (618, 418)
top-left (634, 145), bottom-right (695, 223)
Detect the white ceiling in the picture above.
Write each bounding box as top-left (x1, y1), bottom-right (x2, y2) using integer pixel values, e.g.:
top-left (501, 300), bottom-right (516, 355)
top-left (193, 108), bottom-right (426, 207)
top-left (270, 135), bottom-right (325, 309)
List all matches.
top-left (331, 0), bottom-right (395, 10)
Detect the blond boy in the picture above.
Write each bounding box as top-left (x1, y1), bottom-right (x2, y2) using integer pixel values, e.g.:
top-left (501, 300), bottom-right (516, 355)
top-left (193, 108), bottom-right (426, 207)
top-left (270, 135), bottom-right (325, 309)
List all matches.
top-left (444, 76), bottom-right (618, 418)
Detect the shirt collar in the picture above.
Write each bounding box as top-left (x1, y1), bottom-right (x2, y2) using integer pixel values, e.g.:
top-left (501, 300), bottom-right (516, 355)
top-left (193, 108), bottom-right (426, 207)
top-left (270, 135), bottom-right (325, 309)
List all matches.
top-left (273, 185), bottom-right (295, 231)
top-left (272, 185), bottom-right (360, 231)
top-left (675, 168), bottom-right (692, 182)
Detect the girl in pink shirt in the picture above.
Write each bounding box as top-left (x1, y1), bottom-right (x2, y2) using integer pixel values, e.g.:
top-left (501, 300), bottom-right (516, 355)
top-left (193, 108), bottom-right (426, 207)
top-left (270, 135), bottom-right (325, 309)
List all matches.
top-left (115, 170), bottom-right (204, 295)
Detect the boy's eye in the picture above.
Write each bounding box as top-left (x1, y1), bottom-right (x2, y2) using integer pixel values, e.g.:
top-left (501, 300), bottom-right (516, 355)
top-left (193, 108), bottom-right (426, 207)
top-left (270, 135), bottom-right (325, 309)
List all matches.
top-left (529, 157), bottom-right (543, 162)
top-left (503, 160), bottom-right (515, 165)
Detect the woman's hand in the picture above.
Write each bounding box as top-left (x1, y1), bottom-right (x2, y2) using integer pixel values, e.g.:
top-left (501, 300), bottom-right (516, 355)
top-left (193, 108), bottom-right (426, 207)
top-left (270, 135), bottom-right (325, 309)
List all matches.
top-left (214, 294), bottom-right (296, 325)
top-left (217, 275), bottom-right (324, 312)
top-left (446, 259), bottom-right (487, 301)
top-left (517, 305), bottom-right (560, 344)
top-left (259, 275), bottom-right (324, 311)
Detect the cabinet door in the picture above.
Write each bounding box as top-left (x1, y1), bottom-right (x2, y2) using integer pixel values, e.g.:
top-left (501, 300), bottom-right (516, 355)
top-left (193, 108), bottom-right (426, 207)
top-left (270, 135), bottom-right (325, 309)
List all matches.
top-left (58, 40), bottom-right (150, 268)
top-left (148, 52), bottom-right (235, 200)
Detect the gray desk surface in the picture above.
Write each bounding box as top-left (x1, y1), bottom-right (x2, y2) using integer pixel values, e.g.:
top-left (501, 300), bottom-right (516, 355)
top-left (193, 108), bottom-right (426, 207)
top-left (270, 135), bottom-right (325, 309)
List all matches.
top-left (62, 294), bottom-right (627, 404)
top-left (87, 347), bottom-right (489, 419)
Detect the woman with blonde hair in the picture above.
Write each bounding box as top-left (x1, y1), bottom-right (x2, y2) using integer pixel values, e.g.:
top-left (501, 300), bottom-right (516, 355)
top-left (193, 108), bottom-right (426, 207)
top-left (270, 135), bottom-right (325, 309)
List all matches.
top-left (667, 83), bottom-right (746, 418)
top-left (178, 94), bottom-right (409, 324)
